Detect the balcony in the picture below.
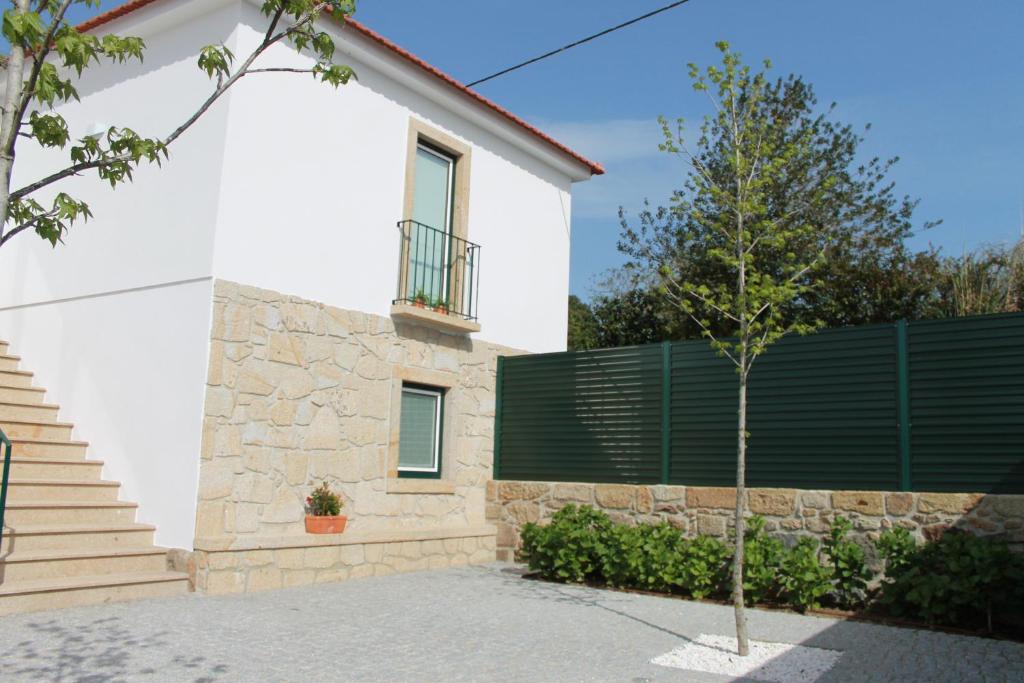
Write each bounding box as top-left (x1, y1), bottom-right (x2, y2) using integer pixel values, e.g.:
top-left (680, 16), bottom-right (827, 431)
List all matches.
top-left (391, 220), bottom-right (481, 334)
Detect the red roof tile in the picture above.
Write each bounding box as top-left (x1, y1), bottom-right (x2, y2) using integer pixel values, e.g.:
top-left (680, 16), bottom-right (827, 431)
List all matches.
top-left (76, 0), bottom-right (604, 176)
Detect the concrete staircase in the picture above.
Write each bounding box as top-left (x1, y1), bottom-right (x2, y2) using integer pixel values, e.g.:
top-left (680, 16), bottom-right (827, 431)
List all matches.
top-left (0, 339), bottom-right (190, 615)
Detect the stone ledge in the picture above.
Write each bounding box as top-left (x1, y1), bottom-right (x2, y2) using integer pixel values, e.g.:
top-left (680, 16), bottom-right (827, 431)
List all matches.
top-left (194, 525), bottom-right (495, 553)
top-left (390, 303), bottom-right (481, 334)
top-left (386, 478), bottom-right (457, 495)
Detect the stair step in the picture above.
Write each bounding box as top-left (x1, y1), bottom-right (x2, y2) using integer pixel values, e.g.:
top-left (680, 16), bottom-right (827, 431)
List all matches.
top-left (0, 385), bottom-right (45, 404)
top-left (8, 458), bottom-right (103, 480)
top-left (0, 571), bottom-right (190, 615)
top-left (10, 438), bottom-right (88, 458)
top-left (0, 419), bottom-right (74, 440)
top-left (0, 354), bottom-right (21, 371)
top-left (0, 401), bottom-right (60, 422)
top-left (0, 369), bottom-right (33, 389)
top-left (2, 501), bottom-right (138, 525)
top-left (4, 479), bottom-right (120, 502)
top-left (0, 547), bottom-right (168, 582)
top-left (1, 524), bottom-right (156, 552)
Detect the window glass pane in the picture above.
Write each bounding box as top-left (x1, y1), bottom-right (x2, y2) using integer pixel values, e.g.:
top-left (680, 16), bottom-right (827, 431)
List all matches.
top-left (399, 389), bottom-right (439, 471)
top-left (408, 146), bottom-right (452, 302)
top-left (412, 146), bottom-right (451, 232)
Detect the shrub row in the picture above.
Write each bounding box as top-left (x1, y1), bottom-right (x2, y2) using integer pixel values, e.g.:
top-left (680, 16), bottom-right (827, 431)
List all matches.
top-left (519, 504), bottom-right (1024, 632)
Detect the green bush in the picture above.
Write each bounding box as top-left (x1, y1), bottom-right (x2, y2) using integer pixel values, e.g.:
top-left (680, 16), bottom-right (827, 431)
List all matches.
top-left (679, 535), bottom-right (732, 599)
top-left (822, 515), bottom-right (873, 609)
top-left (630, 523), bottom-right (691, 592)
top-left (779, 536), bottom-right (833, 612)
top-left (518, 504), bottom-right (1023, 634)
top-left (875, 526), bottom-right (916, 574)
top-left (520, 504), bottom-right (612, 583)
top-left (596, 523), bottom-right (643, 588)
top-left (875, 529), bottom-right (1024, 630)
top-left (742, 516), bottom-right (785, 605)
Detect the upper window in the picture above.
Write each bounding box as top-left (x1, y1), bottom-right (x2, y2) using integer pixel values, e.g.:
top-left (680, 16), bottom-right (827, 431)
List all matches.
top-left (412, 143), bottom-right (455, 234)
top-left (398, 383), bottom-right (444, 478)
top-left (406, 144), bottom-right (456, 306)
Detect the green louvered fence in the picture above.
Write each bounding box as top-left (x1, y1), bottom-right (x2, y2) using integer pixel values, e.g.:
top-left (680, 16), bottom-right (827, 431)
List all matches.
top-left (494, 312), bottom-right (1024, 493)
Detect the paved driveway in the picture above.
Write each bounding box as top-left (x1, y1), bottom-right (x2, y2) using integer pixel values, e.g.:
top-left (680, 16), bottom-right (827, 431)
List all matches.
top-left (0, 564), bottom-right (1021, 682)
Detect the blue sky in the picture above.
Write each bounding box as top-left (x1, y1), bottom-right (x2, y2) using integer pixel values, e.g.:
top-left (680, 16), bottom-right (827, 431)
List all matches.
top-left (357, 0), bottom-right (1024, 299)
top-left (59, 1), bottom-right (1024, 298)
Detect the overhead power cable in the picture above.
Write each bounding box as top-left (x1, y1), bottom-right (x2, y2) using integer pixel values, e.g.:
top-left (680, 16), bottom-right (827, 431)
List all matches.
top-left (466, 0), bottom-right (694, 87)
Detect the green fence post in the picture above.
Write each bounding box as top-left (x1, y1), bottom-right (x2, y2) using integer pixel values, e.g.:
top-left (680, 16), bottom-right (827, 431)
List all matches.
top-left (896, 320), bottom-right (912, 491)
top-left (661, 341), bottom-right (672, 485)
top-left (493, 355), bottom-right (504, 480)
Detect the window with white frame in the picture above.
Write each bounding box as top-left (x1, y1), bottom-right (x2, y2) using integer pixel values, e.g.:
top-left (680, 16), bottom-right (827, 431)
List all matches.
top-left (398, 384), bottom-right (444, 478)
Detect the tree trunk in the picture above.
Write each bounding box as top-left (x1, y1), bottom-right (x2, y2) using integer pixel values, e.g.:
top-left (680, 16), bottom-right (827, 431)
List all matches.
top-left (733, 362), bottom-right (749, 655)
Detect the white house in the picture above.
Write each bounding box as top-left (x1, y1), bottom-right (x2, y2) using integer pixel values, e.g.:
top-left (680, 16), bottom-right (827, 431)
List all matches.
top-left (0, 0), bottom-right (600, 610)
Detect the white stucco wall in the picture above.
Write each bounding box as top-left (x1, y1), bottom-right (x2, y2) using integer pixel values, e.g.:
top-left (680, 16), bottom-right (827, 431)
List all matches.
top-left (0, 0), bottom-right (591, 549)
top-left (0, 0), bottom-right (241, 548)
top-left (212, 2), bottom-right (578, 353)
top-left (0, 279), bottom-right (214, 547)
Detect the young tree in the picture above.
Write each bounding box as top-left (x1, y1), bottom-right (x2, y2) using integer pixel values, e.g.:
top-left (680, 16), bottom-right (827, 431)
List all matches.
top-left (0, 0), bottom-right (356, 249)
top-left (652, 43), bottom-right (827, 655)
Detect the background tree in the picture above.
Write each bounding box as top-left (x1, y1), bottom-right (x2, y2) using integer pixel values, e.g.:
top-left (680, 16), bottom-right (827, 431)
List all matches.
top-left (567, 289), bottom-right (674, 350)
top-left (616, 67), bottom-right (944, 338)
top-left (591, 288), bottom-right (670, 347)
top-left (0, 0), bottom-right (355, 249)
top-left (939, 237), bottom-right (1024, 317)
top-left (646, 42), bottom-right (828, 656)
top-left (567, 294), bottom-right (599, 351)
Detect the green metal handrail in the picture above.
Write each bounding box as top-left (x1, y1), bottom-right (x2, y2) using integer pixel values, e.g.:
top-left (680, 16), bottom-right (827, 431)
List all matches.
top-left (0, 427), bottom-right (11, 542)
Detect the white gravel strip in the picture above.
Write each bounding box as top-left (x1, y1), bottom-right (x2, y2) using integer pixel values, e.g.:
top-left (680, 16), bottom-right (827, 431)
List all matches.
top-left (651, 633), bottom-right (842, 682)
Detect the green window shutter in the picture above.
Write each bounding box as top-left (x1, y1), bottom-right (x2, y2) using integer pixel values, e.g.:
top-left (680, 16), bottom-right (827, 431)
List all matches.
top-left (399, 387), bottom-right (441, 475)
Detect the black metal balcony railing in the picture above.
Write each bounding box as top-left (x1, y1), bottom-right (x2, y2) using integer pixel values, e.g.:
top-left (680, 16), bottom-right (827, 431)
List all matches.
top-left (394, 220), bottom-right (481, 321)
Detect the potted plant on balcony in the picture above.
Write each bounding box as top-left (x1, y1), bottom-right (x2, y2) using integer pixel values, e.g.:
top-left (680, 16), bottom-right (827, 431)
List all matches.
top-left (432, 296), bottom-right (449, 315)
top-left (304, 481), bottom-right (347, 534)
top-left (412, 289), bottom-right (429, 308)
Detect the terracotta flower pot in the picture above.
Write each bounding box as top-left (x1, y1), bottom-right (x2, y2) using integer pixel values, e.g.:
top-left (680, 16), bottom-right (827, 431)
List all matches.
top-left (433, 305), bottom-right (449, 315)
top-left (305, 514), bottom-right (348, 534)
top-left (413, 299), bottom-right (426, 308)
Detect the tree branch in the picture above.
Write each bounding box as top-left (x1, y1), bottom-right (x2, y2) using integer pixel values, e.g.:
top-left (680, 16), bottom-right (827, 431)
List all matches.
top-left (15, 0), bottom-right (75, 130)
top-left (0, 206), bottom-right (58, 246)
top-left (11, 2), bottom-right (333, 203)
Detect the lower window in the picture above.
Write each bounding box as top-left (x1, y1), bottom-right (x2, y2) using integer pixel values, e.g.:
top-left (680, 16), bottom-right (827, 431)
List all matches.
top-left (398, 383), bottom-right (444, 478)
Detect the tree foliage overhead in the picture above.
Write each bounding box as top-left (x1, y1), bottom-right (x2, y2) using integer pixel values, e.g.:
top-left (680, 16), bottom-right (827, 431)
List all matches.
top-left (0, 0), bottom-right (357, 249)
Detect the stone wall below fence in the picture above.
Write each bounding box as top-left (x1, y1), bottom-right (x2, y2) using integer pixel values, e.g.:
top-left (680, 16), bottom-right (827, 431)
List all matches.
top-left (486, 481), bottom-right (1024, 563)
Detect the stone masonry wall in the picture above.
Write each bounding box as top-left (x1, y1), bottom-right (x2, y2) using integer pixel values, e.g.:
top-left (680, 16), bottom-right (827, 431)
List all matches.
top-left (192, 280), bottom-right (517, 592)
top-left (487, 480), bottom-right (1024, 562)
top-left (193, 531), bottom-right (497, 594)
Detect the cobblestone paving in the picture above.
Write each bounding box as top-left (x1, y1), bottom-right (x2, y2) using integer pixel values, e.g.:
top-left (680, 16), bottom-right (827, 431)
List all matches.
top-left (0, 564), bottom-right (1021, 682)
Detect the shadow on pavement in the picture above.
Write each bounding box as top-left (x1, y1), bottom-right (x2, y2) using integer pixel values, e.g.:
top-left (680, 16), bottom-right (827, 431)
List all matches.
top-left (6, 614), bottom-right (229, 682)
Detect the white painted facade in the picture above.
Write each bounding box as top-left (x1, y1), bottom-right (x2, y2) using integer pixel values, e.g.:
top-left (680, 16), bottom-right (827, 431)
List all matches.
top-left (0, 0), bottom-right (596, 548)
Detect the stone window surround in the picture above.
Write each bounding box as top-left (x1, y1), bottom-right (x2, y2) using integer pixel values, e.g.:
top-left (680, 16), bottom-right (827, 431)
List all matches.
top-left (391, 118), bottom-right (481, 335)
top-left (386, 365), bottom-right (458, 495)
top-left (402, 117), bottom-right (471, 243)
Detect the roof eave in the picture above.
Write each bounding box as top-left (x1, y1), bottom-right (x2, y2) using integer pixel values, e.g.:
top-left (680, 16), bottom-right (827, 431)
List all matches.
top-left (75, 0), bottom-right (605, 178)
